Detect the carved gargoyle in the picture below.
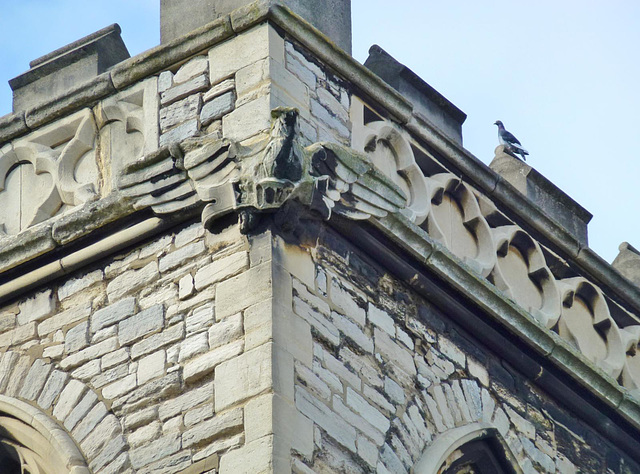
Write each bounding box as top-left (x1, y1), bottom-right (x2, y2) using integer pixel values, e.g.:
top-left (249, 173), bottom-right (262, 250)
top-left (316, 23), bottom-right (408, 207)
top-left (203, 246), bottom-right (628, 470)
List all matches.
top-left (119, 107), bottom-right (408, 234)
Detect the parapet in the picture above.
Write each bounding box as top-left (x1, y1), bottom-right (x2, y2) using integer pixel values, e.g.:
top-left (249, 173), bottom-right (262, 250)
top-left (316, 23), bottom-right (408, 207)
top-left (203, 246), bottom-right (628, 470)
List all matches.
top-left (160, 0), bottom-right (352, 54)
top-left (489, 145), bottom-right (592, 246)
top-left (9, 24), bottom-right (130, 113)
top-left (364, 45), bottom-right (467, 146)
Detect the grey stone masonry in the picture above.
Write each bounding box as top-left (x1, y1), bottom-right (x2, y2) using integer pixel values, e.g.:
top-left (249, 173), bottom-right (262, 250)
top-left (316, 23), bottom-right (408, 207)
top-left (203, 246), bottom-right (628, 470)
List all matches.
top-left (9, 24), bottom-right (130, 112)
top-left (160, 0), bottom-right (352, 54)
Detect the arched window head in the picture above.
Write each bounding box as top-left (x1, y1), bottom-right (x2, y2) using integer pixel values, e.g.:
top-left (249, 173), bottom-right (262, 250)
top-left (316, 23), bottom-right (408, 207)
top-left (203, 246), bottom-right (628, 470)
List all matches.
top-left (414, 423), bottom-right (522, 474)
top-left (0, 396), bottom-right (90, 474)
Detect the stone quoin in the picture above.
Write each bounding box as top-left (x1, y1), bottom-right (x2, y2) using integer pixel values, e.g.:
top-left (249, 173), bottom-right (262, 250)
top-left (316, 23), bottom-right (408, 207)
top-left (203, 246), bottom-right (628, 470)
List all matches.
top-left (1, 0), bottom-right (640, 472)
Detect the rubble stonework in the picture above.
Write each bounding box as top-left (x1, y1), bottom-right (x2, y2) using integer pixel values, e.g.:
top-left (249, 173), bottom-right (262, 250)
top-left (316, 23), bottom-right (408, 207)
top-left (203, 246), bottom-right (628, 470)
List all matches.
top-left (1, 1), bottom-right (640, 472)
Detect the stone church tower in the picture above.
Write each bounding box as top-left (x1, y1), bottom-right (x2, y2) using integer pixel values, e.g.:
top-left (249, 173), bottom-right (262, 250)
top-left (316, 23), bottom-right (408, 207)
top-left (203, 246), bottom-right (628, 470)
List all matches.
top-left (1, 0), bottom-right (640, 472)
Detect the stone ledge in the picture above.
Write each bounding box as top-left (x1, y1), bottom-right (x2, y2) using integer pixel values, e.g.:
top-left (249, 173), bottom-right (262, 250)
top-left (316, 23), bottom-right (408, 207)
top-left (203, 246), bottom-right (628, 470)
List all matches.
top-left (0, 112), bottom-right (28, 146)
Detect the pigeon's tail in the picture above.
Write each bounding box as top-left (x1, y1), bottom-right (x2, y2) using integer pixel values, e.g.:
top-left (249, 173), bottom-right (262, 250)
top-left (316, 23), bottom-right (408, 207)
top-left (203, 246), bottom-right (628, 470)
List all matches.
top-left (509, 143), bottom-right (529, 161)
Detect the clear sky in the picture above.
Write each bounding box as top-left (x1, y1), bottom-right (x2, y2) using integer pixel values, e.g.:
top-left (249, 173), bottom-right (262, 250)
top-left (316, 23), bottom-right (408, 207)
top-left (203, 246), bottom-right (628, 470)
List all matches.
top-left (1, 1), bottom-right (638, 263)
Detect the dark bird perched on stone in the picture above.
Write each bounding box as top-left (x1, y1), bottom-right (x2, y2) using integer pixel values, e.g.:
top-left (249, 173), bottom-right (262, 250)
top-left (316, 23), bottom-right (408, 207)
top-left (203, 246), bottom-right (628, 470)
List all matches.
top-left (494, 120), bottom-right (529, 161)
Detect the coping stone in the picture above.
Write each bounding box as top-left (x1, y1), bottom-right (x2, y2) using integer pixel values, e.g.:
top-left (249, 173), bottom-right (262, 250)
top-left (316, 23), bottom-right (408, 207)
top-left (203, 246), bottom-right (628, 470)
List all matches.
top-left (0, 113), bottom-right (29, 147)
top-left (490, 146), bottom-right (592, 247)
top-left (10, 24), bottom-right (129, 113)
top-left (612, 242), bottom-right (640, 288)
top-left (365, 44), bottom-right (466, 146)
top-left (161, 0), bottom-right (352, 55)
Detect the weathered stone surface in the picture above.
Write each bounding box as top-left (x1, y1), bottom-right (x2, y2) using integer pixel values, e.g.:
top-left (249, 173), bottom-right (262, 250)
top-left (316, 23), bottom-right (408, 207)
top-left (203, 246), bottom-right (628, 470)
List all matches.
top-left (130, 433), bottom-right (181, 469)
top-left (296, 386), bottom-right (356, 451)
top-left (200, 90), bottom-right (236, 126)
top-left (161, 74), bottom-right (209, 106)
top-left (102, 373), bottom-right (138, 399)
top-left (131, 322), bottom-right (185, 359)
top-left (118, 305), bottom-right (164, 346)
top-left (58, 269), bottom-right (103, 300)
top-left (107, 261), bottom-right (159, 303)
top-left (182, 408), bottom-right (243, 447)
top-left (92, 297), bottom-right (136, 333)
top-left (216, 261), bottom-right (272, 320)
top-left (184, 339), bottom-right (244, 384)
top-left (215, 343), bottom-right (272, 410)
top-left (53, 379), bottom-right (86, 421)
top-left (72, 402), bottom-right (108, 443)
top-left (160, 93), bottom-right (202, 132)
top-left (174, 56), bottom-right (209, 84)
top-left (159, 382), bottom-right (213, 421)
top-left (195, 251), bottom-right (249, 291)
top-left (17, 290), bottom-right (54, 325)
top-left (37, 301), bottom-right (91, 337)
top-left (37, 369), bottom-right (69, 409)
top-left (159, 118), bottom-right (199, 146)
top-left (179, 333), bottom-right (209, 362)
top-left (60, 337), bottom-right (118, 370)
top-left (80, 414), bottom-right (121, 460)
top-left (64, 390), bottom-right (99, 431)
top-left (138, 350), bottom-right (166, 384)
top-left (18, 359), bottom-right (51, 400)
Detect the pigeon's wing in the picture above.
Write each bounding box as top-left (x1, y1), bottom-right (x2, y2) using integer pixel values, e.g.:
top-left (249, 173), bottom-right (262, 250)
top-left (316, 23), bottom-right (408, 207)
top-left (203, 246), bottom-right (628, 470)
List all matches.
top-left (306, 143), bottom-right (407, 220)
top-left (502, 129), bottom-right (522, 146)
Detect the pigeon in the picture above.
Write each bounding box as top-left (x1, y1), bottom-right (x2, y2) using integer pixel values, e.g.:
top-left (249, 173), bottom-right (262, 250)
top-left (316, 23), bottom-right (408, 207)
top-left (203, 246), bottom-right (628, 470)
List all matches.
top-left (494, 120), bottom-right (529, 161)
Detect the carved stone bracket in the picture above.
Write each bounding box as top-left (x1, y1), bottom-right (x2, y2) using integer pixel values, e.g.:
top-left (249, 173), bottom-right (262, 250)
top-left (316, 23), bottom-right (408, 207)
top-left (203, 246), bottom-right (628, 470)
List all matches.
top-left (119, 107), bottom-right (408, 234)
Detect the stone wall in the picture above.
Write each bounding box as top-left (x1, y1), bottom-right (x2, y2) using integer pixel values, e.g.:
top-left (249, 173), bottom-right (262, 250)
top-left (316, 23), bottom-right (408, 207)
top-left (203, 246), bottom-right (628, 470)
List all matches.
top-left (274, 224), bottom-right (640, 473)
top-left (0, 220), bottom-right (266, 473)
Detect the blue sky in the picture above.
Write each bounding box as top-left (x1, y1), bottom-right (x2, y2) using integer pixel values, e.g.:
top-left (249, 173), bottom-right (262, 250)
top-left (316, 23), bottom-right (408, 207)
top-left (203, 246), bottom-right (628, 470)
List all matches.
top-left (1, 1), bottom-right (638, 263)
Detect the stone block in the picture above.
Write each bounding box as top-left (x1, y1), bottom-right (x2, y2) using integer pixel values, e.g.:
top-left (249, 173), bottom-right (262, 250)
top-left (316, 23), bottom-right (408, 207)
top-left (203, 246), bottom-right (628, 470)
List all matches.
top-left (215, 261), bottom-right (272, 320)
top-left (18, 359), bottom-right (51, 401)
top-left (333, 395), bottom-right (385, 446)
top-left (329, 278), bottom-right (366, 326)
top-left (52, 379), bottom-right (86, 421)
top-left (161, 74), bottom-right (209, 106)
top-left (175, 56), bottom-right (209, 84)
top-left (80, 414), bottom-right (120, 460)
top-left (58, 269), bottom-right (103, 300)
top-left (200, 90), bottom-right (236, 126)
top-left (38, 370), bottom-right (69, 409)
top-left (131, 322), bottom-right (185, 359)
top-left (245, 393), bottom-right (314, 457)
top-left (60, 337), bottom-right (118, 370)
top-left (204, 78), bottom-right (236, 102)
top-left (222, 94), bottom-right (271, 142)
top-left (219, 434), bottom-right (275, 474)
top-left (64, 391), bottom-right (99, 432)
top-left (331, 311), bottom-right (373, 353)
top-left (138, 350), bottom-right (167, 384)
top-left (102, 373), bottom-right (138, 400)
top-left (159, 382), bottom-right (213, 421)
top-left (215, 343), bottom-right (273, 410)
top-left (159, 241), bottom-right (206, 273)
top-left (129, 433), bottom-right (181, 469)
top-left (159, 118), bottom-right (200, 146)
top-left (118, 305), bottom-right (165, 346)
top-left (208, 312), bottom-right (243, 349)
top-left (38, 301), bottom-right (91, 336)
top-left (90, 434), bottom-right (126, 472)
top-left (160, 93), bottom-right (202, 132)
top-left (179, 274), bottom-right (196, 300)
top-left (91, 297), bottom-right (136, 333)
top-left (374, 327), bottom-right (416, 377)
top-left (295, 385), bottom-right (356, 452)
top-left (195, 251), bottom-right (249, 291)
top-left (182, 408), bottom-right (243, 447)
top-left (107, 261), bottom-right (159, 303)
top-left (72, 402), bottom-right (108, 443)
top-left (183, 339), bottom-right (244, 384)
top-left (179, 333), bottom-right (209, 362)
top-left (17, 290), bottom-right (54, 325)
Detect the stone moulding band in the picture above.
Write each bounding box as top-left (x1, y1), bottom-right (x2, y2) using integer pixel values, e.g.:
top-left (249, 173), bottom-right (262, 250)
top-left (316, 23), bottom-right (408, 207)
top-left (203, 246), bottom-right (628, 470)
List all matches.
top-left (0, 217), bottom-right (164, 304)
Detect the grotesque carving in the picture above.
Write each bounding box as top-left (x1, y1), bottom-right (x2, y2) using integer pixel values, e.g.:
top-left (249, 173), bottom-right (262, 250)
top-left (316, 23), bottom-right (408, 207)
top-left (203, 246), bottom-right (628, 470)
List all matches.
top-left (120, 107), bottom-right (408, 234)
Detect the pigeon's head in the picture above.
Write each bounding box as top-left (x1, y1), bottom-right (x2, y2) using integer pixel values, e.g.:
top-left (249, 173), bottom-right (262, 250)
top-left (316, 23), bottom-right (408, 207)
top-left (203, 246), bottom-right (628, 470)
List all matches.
top-left (494, 120), bottom-right (503, 127)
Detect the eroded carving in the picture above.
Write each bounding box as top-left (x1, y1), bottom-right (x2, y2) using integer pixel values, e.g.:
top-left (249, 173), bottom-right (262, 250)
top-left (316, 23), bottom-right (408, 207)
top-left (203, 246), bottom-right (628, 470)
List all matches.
top-left (0, 109), bottom-right (99, 236)
top-left (490, 226), bottom-right (561, 328)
